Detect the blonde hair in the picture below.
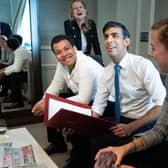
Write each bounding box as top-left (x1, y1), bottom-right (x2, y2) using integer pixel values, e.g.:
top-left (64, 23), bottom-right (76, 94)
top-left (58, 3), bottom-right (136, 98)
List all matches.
top-left (69, 0), bottom-right (91, 32)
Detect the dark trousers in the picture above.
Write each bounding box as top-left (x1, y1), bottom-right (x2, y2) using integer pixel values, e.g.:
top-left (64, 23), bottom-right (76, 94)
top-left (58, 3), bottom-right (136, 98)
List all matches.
top-left (9, 71), bottom-right (27, 104)
top-left (0, 77), bottom-right (10, 97)
top-left (66, 101), bottom-right (116, 168)
top-left (0, 71), bottom-right (27, 103)
top-left (68, 108), bottom-right (155, 168)
top-left (88, 116), bottom-right (155, 168)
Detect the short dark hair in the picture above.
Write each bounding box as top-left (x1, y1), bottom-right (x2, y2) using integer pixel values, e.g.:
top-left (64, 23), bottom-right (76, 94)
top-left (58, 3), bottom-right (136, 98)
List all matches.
top-left (103, 21), bottom-right (130, 39)
top-left (7, 34), bottom-right (22, 50)
top-left (51, 34), bottom-right (75, 53)
top-left (11, 34), bottom-right (23, 45)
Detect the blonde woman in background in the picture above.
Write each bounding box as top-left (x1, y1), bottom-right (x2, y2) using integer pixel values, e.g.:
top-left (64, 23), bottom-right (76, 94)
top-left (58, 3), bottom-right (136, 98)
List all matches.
top-left (64, 0), bottom-right (102, 56)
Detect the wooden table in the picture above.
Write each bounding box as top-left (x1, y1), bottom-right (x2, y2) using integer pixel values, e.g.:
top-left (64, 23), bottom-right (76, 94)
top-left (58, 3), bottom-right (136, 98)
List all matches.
top-left (0, 127), bottom-right (58, 168)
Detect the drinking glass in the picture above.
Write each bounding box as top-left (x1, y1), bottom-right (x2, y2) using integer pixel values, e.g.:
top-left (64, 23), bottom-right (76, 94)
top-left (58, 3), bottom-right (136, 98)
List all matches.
top-left (0, 119), bottom-right (7, 136)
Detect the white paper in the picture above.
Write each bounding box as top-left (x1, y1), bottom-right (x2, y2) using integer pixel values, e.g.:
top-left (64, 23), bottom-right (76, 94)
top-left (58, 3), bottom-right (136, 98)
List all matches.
top-left (48, 98), bottom-right (91, 119)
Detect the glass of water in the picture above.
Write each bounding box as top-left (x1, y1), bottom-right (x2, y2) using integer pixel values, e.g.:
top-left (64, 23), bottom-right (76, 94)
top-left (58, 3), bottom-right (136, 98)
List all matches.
top-left (0, 119), bottom-right (7, 136)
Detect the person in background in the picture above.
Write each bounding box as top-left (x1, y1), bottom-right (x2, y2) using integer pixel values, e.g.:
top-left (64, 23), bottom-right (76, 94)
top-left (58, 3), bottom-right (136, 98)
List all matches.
top-left (0, 35), bottom-right (14, 65)
top-left (0, 21), bottom-right (13, 64)
top-left (0, 21), bottom-right (12, 38)
top-left (0, 34), bottom-right (31, 109)
top-left (32, 35), bottom-right (104, 163)
top-left (83, 21), bottom-right (166, 167)
top-left (64, 0), bottom-right (102, 57)
top-left (94, 18), bottom-right (168, 168)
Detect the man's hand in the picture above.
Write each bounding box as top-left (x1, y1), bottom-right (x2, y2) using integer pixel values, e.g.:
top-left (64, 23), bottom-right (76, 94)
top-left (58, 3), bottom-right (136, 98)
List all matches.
top-left (92, 111), bottom-right (100, 118)
top-left (0, 71), bottom-right (5, 78)
top-left (110, 123), bottom-right (133, 137)
top-left (32, 99), bottom-right (45, 116)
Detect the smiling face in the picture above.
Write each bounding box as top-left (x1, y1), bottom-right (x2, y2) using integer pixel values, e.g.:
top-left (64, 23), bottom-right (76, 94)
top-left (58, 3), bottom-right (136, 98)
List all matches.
top-left (150, 30), bottom-right (168, 73)
top-left (103, 27), bottom-right (130, 64)
top-left (71, 1), bottom-right (87, 21)
top-left (53, 39), bottom-right (77, 70)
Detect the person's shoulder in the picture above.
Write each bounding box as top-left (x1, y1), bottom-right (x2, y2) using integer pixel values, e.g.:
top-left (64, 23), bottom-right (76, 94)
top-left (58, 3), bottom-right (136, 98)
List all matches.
top-left (77, 56), bottom-right (104, 75)
top-left (128, 53), bottom-right (151, 63)
top-left (64, 19), bottom-right (70, 24)
top-left (128, 53), bottom-right (156, 70)
top-left (64, 19), bottom-right (76, 24)
top-left (64, 19), bottom-right (77, 27)
top-left (76, 51), bottom-right (100, 66)
top-left (88, 19), bottom-right (96, 25)
top-left (16, 46), bottom-right (30, 54)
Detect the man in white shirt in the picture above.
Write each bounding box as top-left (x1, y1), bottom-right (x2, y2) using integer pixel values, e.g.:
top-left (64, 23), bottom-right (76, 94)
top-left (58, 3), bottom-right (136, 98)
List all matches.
top-left (88, 21), bottom-right (166, 168)
top-left (32, 35), bottom-right (104, 162)
top-left (0, 34), bottom-right (31, 108)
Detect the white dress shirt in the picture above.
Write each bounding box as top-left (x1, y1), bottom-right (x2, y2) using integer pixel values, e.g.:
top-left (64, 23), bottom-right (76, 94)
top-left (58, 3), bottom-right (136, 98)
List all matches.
top-left (4, 46), bottom-right (31, 75)
top-left (45, 51), bottom-right (104, 104)
top-left (92, 52), bottom-right (166, 119)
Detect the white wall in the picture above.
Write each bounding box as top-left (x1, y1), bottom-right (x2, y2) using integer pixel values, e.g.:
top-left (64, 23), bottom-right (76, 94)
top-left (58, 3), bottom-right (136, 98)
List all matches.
top-left (97, 0), bottom-right (117, 65)
top-left (0, 0), bottom-right (12, 26)
top-left (116, 0), bottom-right (138, 54)
top-left (155, 0), bottom-right (167, 22)
top-left (39, 0), bottom-right (70, 90)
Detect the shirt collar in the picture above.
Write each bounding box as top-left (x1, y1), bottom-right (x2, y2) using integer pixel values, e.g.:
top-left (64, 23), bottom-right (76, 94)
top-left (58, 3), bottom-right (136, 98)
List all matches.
top-left (111, 52), bottom-right (129, 70)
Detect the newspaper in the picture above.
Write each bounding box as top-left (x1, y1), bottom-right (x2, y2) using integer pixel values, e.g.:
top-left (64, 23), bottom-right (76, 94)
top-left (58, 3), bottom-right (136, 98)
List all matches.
top-left (0, 143), bottom-right (36, 168)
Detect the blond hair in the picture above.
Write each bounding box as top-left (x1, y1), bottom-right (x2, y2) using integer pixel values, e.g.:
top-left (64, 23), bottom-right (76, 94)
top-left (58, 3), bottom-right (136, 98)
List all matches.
top-left (69, 0), bottom-right (91, 32)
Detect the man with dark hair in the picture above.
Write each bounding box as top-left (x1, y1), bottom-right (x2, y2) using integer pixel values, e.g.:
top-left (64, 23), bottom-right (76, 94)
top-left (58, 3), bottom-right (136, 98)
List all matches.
top-left (94, 18), bottom-right (168, 168)
top-left (0, 34), bottom-right (31, 108)
top-left (87, 21), bottom-right (166, 167)
top-left (32, 34), bottom-right (104, 166)
top-left (0, 21), bottom-right (12, 38)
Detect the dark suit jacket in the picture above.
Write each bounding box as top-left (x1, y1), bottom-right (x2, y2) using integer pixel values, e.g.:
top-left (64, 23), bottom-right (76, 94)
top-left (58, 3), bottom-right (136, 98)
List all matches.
top-left (64, 19), bottom-right (102, 55)
top-left (0, 22), bottom-right (12, 38)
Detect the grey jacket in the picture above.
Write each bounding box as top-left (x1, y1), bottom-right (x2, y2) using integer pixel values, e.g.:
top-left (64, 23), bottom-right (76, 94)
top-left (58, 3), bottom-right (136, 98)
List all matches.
top-left (142, 75), bottom-right (168, 149)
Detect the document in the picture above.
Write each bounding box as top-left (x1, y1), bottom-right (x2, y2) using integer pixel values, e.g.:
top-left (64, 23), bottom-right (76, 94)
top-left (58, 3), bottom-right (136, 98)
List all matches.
top-left (44, 93), bottom-right (116, 136)
top-left (0, 143), bottom-right (36, 168)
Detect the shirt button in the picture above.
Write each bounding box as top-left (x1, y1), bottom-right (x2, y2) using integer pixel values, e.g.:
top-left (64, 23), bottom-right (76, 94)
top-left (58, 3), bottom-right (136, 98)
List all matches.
top-left (73, 35), bottom-right (76, 38)
top-left (72, 27), bottom-right (75, 29)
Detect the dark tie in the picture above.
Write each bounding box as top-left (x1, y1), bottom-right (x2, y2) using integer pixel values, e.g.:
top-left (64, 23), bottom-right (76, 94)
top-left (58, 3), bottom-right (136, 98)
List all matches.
top-left (114, 64), bottom-right (121, 122)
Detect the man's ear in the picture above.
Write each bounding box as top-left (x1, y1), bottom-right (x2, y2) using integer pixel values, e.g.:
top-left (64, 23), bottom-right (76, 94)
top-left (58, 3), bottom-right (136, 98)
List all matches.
top-left (124, 37), bottom-right (130, 48)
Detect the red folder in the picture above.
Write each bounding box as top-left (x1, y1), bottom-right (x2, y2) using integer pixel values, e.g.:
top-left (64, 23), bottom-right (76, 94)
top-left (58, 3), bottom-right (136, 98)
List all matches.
top-left (44, 93), bottom-right (116, 136)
